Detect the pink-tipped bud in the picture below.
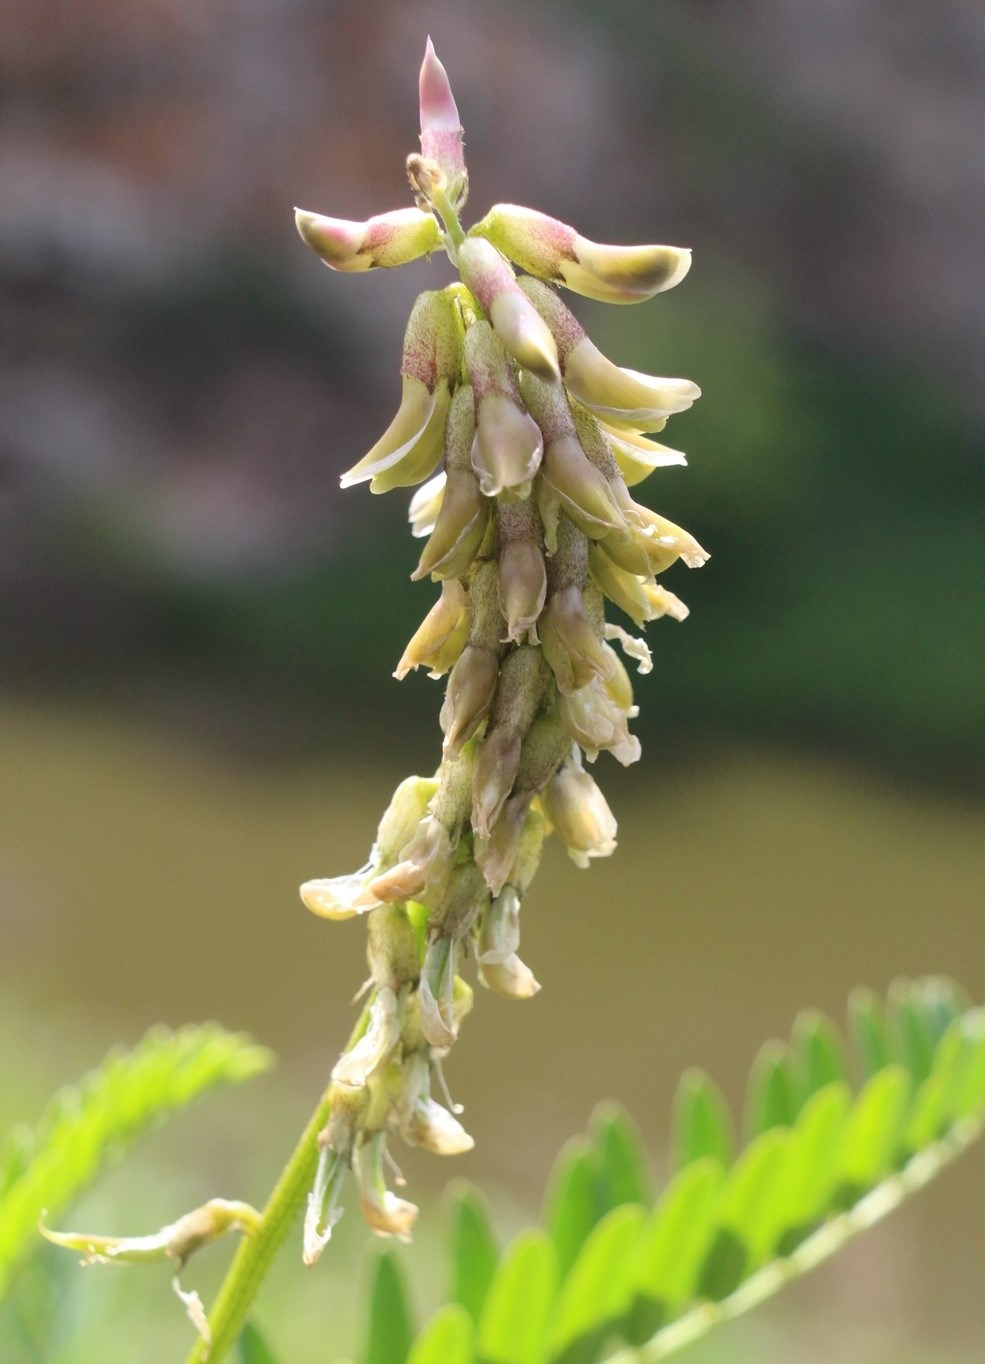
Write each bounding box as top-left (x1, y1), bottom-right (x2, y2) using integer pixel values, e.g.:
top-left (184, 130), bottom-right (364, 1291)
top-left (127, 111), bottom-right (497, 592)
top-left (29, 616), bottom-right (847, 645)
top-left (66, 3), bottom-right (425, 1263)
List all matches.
top-left (458, 238), bottom-right (560, 382)
top-left (472, 203), bottom-right (692, 304)
top-left (295, 206), bottom-right (440, 272)
top-left (419, 38), bottom-right (468, 206)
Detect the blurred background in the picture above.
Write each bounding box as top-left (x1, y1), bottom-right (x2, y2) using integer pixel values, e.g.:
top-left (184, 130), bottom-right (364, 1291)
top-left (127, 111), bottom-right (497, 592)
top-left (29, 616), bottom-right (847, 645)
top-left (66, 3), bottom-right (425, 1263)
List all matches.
top-left (2, 0), bottom-right (984, 1360)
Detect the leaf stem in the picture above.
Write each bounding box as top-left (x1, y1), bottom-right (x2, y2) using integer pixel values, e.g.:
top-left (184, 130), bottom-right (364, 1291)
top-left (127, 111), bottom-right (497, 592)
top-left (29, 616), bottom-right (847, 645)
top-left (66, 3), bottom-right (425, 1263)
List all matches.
top-left (182, 1087), bottom-right (333, 1364)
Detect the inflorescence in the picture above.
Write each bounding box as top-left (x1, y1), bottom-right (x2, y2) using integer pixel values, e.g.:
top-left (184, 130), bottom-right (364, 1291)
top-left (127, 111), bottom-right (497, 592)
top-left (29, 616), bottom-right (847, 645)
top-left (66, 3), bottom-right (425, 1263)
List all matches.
top-left (294, 38), bottom-right (706, 1260)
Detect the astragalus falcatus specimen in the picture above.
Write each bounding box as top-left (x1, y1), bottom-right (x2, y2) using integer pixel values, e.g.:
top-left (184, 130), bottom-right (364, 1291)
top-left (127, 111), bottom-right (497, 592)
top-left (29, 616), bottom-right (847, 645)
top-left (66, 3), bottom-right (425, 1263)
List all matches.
top-left (294, 38), bottom-right (706, 1259)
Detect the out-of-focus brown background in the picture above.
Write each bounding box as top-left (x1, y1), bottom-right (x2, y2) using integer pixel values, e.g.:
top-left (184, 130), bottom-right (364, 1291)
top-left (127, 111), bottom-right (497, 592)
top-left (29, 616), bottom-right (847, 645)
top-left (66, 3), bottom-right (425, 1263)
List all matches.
top-left (2, 2), bottom-right (984, 1360)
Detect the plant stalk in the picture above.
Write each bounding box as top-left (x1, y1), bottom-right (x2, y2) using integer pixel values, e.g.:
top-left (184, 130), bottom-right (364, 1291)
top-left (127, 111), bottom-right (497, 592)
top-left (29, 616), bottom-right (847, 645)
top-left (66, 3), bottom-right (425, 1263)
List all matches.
top-left (182, 1088), bottom-right (333, 1364)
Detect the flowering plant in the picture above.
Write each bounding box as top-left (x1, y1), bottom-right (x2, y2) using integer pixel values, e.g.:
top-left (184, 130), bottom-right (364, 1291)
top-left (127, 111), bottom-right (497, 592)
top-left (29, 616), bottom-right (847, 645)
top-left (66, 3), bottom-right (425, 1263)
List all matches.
top-left (9, 40), bottom-right (984, 1364)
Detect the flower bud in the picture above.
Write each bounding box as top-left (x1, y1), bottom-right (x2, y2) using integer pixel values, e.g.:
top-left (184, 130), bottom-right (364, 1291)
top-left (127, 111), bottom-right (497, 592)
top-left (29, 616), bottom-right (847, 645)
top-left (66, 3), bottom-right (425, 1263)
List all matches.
top-left (598, 420), bottom-right (686, 487)
top-left (539, 585), bottom-right (618, 695)
top-left (394, 578), bottom-right (471, 680)
top-left (412, 470), bottom-right (488, 579)
top-left (295, 206), bottom-right (440, 272)
top-left (464, 321), bottom-right (543, 497)
top-left (369, 814), bottom-right (455, 904)
top-left (331, 987), bottom-right (400, 1090)
top-left (440, 644), bottom-right (499, 757)
top-left (303, 1145), bottom-right (348, 1266)
top-left (474, 792), bottom-right (530, 894)
top-left (408, 471), bottom-right (446, 538)
top-left (471, 204), bottom-right (692, 304)
top-left (541, 758), bottom-right (617, 868)
top-left (517, 276), bottom-right (699, 430)
top-left (472, 724), bottom-right (522, 838)
top-left (419, 936), bottom-right (458, 1049)
top-left (588, 545), bottom-right (654, 627)
top-left (300, 865), bottom-right (381, 920)
top-left (458, 237), bottom-right (560, 382)
top-left (355, 1134), bottom-right (419, 1241)
top-left (557, 676), bottom-right (642, 766)
top-left (419, 37), bottom-right (468, 207)
top-left (376, 775), bottom-right (439, 861)
top-left (478, 950), bottom-right (541, 998)
top-left (498, 539), bottom-right (547, 641)
top-left (340, 290), bottom-right (461, 492)
top-left (401, 1053), bottom-right (475, 1154)
top-left (476, 885), bottom-right (521, 965)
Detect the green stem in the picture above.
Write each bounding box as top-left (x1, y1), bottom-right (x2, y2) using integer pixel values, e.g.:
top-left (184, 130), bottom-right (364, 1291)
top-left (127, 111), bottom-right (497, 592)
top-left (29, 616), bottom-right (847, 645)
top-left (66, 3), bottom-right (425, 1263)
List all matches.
top-left (182, 1088), bottom-right (332, 1364)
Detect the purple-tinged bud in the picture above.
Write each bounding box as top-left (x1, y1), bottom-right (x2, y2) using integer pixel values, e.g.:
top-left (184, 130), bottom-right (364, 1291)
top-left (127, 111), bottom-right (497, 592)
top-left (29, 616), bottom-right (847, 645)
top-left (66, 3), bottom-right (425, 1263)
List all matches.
top-left (557, 676), bottom-right (641, 767)
top-left (474, 792), bottom-right (531, 894)
top-left (458, 237), bottom-right (560, 382)
top-left (464, 321), bottom-right (543, 498)
top-left (439, 644), bottom-right (499, 757)
top-left (539, 585), bottom-right (618, 695)
top-left (295, 206), bottom-right (440, 272)
top-left (471, 204), bottom-right (692, 304)
top-left (341, 289), bottom-right (461, 493)
top-left (331, 987), bottom-right (400, 1090)
top-left (355, 1135), bottom-right (419, 1241)
top-left (597, 420), bottom-right (686, 487)
top-left (541, 757), bottom-right (618, 868)
top-left (418, 38), bottom-right (468, 207)
top-left (395, 578), bottom-right (471, 680)
top-left (517, 275), bottom-right (699, 430)
top-left (472, 725), bottom-right (522, 839)
top-left (408, 471), bottom-right (446, 538)
top-left (499, 539), bottom-right (547, 640)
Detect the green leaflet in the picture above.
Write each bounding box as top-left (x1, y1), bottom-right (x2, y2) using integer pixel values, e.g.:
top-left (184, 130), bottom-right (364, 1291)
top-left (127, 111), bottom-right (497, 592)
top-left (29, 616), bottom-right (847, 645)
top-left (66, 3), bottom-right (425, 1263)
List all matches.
top-left (397, 978), bottom-right (985, 1364)
top-left (0, 1024), bottom-right (273, 1301)
top-left (237, 1320), bottom-right (281, 1364)
top-left (407, 1304), bottom-right (474, 1364)
top-left (670, 1070), bottom-right (733, 1172)
top-left (446, 1182), bottom-right (499, 1324)
top-left (542, 1137), bottom-right (604, 1282)
top-left (477, 1230), bottom-right (558, 1364)
top-left (363, 1249), bottom-right (414, 1364)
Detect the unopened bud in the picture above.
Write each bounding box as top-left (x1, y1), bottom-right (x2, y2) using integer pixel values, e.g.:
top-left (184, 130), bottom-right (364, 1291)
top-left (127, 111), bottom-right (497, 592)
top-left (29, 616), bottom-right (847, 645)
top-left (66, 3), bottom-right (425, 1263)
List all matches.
top-left (472, 725), bottom-right (522, 838)
top-left (355, 1135), bottom-right (419, 1241)
top-left (419, 38), bottom-right (468, 207)
top-left (412, 469), bottom-right (488, 579)
top-left (539, 585), bottom-right (618, 695)
top-left (471, 204), bottom-right (692, 304)
top-left (395, 578), bottom-right (471, 680)
top-left (295, 206), bottom-right (440, 272)
top-left (331, 987), bottom-right (400, 1090)
top-left (341, 289), bottom-right (462, 492)
top-left (498, 539), bottom-right (547, 641)
top-left (458, 237), bottom-right (559, 382)
top-left (376, 775), bottom-right (439, 861)
top-left (477, 885), bottom-right (521, 965)
top-left (303, 1144), bottom-right (348, 1266)
top-left (440, 644), bottom-right (499, 756)
top-left (598, 420), bottom-right (687, 487)
top-left (465, 322), bottom-right (543, 497)
top-left (557, 677), bottom-right (641, 766)
top-left (419, 936), bottom-right (458, 1050)
top-left (588, 545), bottom-right (654, 627)
top-left (478, 950), bottom-right (541, 998)
top-left (474, 792), bottom-right (530, 894)
top-left (541, 758), bottom-right (618, 867)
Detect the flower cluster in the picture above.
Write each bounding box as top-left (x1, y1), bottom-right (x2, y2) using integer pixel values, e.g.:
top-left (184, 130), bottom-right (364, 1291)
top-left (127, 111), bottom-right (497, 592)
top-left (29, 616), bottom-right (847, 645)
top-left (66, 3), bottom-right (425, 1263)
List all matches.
top-left (295, 39), bottom-right (705, 1257)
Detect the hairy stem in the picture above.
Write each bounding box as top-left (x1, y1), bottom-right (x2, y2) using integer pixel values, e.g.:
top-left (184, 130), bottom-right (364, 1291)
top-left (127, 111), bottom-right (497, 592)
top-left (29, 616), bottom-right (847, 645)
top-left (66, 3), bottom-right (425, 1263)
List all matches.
top-left (182, 1089), bottom-right (332, 1364)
